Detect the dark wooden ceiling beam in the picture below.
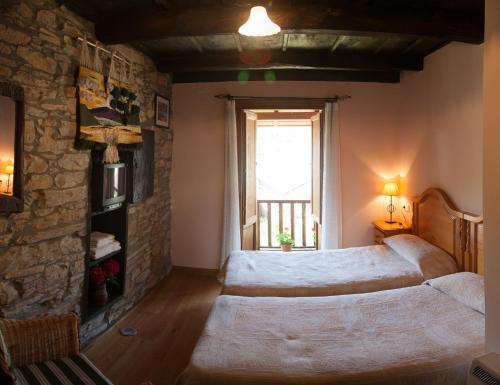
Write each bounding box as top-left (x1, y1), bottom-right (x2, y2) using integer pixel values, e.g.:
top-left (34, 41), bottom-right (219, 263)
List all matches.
top-left (172, 69), bottom-right (401, 84)
top-left (189, 36), bottom-right (203, 53)
top-left (232, 33), bottom-right (243, 53)
top-left (93, 3), bottom-right (483, 44)
top-left (330, 36), bottom-right (345, 53)
top-left (374, 38), bottom-right (388, 54)
top-left (402, 37), bottom-right (424, 54)
top-left (282, 33), bottom-right (289, 52)
top-left (156, 51), bottom-right (423, 73)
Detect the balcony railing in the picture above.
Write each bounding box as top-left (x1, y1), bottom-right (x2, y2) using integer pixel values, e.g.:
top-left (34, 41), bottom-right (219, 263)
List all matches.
top-left (257, 200), bottom-right (317, 250)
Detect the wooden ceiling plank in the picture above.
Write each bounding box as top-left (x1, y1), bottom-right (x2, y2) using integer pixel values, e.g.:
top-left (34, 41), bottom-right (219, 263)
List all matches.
top-left (130, 42), bottom-right (156, 58)
top-left (156, 51), bottom-right (423, 72)
top-left (92, 4), bottom-right (484, 45)
top-left (172, 69), bottom-right (401, 83)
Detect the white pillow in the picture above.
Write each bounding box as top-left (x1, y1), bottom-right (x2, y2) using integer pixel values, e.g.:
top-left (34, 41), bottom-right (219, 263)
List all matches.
top-left (425, 272), bottom-right (485, 314)
top-left (383, 234), bottom-right (457, 280)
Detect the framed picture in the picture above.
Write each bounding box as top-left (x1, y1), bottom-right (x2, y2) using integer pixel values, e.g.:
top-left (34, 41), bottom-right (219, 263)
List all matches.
top-left (155, 94), bottom-right (170, 128)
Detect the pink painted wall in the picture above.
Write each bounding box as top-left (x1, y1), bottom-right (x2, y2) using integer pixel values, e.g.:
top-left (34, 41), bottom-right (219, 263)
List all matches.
top-left (171, 43), bottom-right (483, 269)
top-left (400, 43), bottom-right (484, 215)
top-left (484, 0), bottom-right (500, 352)
top-left (171, 81), bottom-right (405, 268)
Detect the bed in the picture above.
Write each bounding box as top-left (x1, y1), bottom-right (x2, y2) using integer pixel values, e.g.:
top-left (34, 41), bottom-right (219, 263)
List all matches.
top-left (222, 188), bottom-right (484, 296)
top-left (177, 272), bottom-right (485, 385)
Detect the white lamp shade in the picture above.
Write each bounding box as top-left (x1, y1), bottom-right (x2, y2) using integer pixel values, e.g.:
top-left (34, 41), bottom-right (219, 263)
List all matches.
top-left (238, 6), bottom-right (281, 37)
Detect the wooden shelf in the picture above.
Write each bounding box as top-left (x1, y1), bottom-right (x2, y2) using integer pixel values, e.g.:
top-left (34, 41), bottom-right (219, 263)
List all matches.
top-left (91, 204), bottom-right (123, 217)
top-left (88, 249), bottom-right (122, 267)
top-left (84, 191), bottom-right (128, 323)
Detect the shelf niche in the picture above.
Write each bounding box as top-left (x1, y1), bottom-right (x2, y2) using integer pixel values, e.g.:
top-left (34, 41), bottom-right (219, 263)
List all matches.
top-left (82, 133), bottom-right (155, 323)
top-left (83, 149), bottom-right (129, 321)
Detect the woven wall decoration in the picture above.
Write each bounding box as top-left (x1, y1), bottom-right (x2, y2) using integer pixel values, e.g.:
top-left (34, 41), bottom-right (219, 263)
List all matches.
top-left (77, 37), bottom-right (142, 162)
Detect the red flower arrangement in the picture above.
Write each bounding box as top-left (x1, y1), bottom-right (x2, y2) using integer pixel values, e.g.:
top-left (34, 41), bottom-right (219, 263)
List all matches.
top-left (102, 259), bottom-right (120, 275)
top-left (89, 259), bottom-right (120, 287)
top-left (89, 266), bottom-right (106, 286)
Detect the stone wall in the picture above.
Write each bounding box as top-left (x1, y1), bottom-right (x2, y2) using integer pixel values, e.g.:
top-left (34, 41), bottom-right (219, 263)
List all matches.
top-left (0, 0), bottom-right (172, 341)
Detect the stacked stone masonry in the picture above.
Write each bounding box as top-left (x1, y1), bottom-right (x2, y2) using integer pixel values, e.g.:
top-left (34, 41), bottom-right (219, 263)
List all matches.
top-left (0, 0), bottom-right (172, 342)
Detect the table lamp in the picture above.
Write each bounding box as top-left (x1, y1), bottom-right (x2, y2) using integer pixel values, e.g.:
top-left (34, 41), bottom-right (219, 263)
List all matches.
top-left (382, 181), bottom-right (399, 224)
top-left (4, 163), bottom-right (14, 195)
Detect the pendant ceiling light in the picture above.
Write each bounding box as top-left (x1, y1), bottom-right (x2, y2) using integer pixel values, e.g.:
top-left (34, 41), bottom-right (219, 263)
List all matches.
top-left (238, 6), bottom-right (281, 37)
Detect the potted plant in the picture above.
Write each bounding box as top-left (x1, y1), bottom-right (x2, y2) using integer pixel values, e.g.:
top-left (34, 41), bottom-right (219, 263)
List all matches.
top-left (89, 259), bottom-right (120, 307)
top-left (276, 230), bottom-right (294, 252)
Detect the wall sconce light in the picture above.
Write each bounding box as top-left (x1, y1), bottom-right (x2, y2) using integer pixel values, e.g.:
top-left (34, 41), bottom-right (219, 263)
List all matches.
top-left (238, 6), bottom-right (281, 37)
top-left (382, 181), bottom-right (399, 224)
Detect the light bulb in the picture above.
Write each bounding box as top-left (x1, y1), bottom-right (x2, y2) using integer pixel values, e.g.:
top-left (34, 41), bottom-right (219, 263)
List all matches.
top-left (238, 6), bottom-right (281, 37)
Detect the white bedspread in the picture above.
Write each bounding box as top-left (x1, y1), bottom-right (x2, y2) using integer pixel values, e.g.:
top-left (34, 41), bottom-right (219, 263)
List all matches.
top-left (177, 284), bottom-right (485, 385)
top-left (223, 245), bottom-right (426, 296)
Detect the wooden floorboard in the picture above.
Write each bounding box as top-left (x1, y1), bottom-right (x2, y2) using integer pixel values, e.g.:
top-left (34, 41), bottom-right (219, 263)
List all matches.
top-left (85, 269), bottom-right (222, 385)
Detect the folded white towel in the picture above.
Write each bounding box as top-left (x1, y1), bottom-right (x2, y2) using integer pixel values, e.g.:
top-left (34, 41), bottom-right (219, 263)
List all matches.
top-left (90, 231), bottom-right (116, 249)
top-left (90, 237), bottom-right (115, 249)
top-left (89, 240), bottom-right (121, 260)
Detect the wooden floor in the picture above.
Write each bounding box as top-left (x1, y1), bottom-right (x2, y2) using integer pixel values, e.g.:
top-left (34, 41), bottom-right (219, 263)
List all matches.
top-left (85, 269), bottom-right (221, 385)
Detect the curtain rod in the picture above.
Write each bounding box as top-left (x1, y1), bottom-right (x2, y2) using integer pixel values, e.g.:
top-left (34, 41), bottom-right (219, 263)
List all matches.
top-left (77, 36), bottom-right (131, 65)
top-left (214, 94), bottom-right (351, 102)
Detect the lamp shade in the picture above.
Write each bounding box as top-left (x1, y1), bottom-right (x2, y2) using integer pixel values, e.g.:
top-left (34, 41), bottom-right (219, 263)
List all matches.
top-left (238, 6), bottom-right (281, 37)
top-left (3, 163), bottom-right (13, 175)
top-left (382, 182), bottom-right (400, 196)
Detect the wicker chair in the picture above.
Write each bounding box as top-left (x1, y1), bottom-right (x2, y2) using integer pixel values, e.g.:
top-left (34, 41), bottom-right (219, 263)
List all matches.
top-left (0, 314), bottom-right (113, 385)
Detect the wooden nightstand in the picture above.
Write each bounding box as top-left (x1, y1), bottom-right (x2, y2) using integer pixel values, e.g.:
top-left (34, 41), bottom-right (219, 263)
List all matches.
top-left (372, 220), bottom-right (412, 245)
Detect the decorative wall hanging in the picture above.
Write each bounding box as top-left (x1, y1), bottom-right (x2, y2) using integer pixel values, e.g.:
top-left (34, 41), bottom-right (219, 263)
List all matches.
top-left (103, 127), bottom-right (120, 164)
top-left (106, 53), bottom-right (141, 143)
top-left (155, 94), bottom-right (170, 128)
top-left (77, 37), bottom-right (142, 162)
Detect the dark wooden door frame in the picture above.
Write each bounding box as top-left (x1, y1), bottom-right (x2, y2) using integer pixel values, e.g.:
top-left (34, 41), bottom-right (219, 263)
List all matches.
top-left (235, 98), bottom-right (325, 249)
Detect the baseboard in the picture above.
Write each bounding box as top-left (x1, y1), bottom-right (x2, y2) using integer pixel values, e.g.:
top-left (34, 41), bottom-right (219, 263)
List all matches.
top-left (171, 265), bottom-right (219, 278)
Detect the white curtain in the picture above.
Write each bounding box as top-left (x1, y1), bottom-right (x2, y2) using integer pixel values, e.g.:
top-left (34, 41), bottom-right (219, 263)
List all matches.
top-left (220, 100), bottom-right (241, 267)
top-left (320, 102), bottom-right (343, 249)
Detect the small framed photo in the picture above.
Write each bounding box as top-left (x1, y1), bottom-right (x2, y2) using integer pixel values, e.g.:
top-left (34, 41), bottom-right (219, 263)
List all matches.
top-left (155, 94), bottom-right (170, 128)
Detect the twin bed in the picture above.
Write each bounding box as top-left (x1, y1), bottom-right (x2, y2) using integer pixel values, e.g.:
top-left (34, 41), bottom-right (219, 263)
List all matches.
top-left (178, 189), bottom-right (485, 385)
top-left (222, 238), bottom-right (455, 297)
top-left (179, 273), bottom-right (484, 385)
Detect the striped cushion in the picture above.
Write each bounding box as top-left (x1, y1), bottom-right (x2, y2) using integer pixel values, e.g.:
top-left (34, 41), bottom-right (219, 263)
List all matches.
top-left (0, 330), bottom-right (14, 384)
top-left (13, 354), bottom-right (113, 385)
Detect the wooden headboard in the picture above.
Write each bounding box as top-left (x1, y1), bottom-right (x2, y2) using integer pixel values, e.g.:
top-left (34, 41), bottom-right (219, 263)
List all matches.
top-left (412, 188), bottom-right (483, 274)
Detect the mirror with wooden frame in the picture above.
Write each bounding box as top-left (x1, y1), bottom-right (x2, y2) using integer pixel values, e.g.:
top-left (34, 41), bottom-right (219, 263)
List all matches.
top-left (0, 82), bottom-right (24, 215)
